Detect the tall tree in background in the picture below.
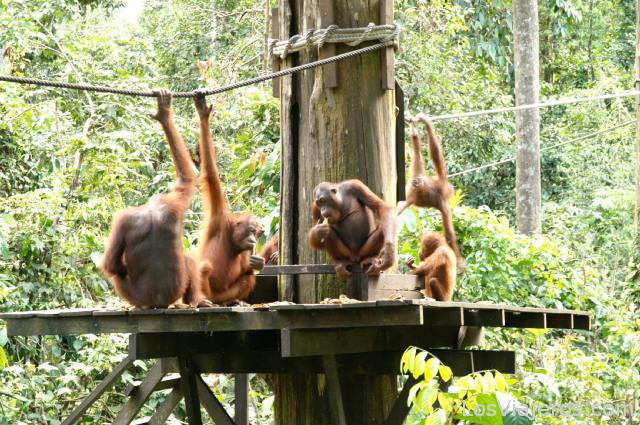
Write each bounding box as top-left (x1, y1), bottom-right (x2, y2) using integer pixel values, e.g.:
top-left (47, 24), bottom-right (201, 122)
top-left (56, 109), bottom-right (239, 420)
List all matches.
top-left (513, 0), bottom-right (542, 234)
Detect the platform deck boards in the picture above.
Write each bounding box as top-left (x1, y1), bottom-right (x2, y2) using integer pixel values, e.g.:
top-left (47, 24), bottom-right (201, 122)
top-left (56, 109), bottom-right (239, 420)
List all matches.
top-left (0, 300), bottom-right (591, 337)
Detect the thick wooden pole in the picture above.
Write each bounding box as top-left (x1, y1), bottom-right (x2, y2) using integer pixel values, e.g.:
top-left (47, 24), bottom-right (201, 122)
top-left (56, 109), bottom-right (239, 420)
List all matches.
top-left (276, 0), bottom-right (397, 422)
top-left (513, 0), bottom-right (542, 234)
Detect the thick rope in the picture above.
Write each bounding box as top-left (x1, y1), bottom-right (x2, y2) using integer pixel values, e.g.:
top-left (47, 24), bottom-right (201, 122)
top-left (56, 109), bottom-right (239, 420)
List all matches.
top-left (269, 23), bottom-right (400, 58)
top-left (448, 120), bottom-right (635, 178)
top-left (428, 90), bottom-right (640, 122)
top-left (0, 41), bottom-right (392, 98)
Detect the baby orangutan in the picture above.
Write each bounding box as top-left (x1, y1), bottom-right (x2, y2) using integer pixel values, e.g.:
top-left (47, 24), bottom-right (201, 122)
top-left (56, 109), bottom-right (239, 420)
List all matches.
top-left (406, 232), bottom-right (456, 301)
top-left (398, 113), bottom-right (465, 271)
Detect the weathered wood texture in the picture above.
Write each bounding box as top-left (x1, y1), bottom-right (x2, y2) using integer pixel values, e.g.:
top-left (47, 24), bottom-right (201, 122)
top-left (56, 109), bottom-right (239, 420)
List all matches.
top-left (513, 0), bottom-right (541, 234)
top-left (0, 302), bottom-right (591, 337)
top-left (160, 349), bottom-right (515, 376)
top-left (279, 0), bottom-right (397, 303)
top-left (277, 0), bottom-right (397, 417)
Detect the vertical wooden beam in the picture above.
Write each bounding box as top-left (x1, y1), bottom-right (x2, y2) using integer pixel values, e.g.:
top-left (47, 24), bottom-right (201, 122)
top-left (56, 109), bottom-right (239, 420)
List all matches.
top-left (319, 0), bottom-right (338, 88)
top-left (380, 0), bottom-right (395, 90)
top-left (178, 356), bottom-right (203, 425)
top-left (395, 81), bottom-right (405, 201)
top-left (62, 357), bottom-right (133, 425)
top-left (234, 374), bottom-right (249, 425)
top-left (272, 7), bottom-right (281, 97)
top-left (322, 356), bottom-right (347, 425)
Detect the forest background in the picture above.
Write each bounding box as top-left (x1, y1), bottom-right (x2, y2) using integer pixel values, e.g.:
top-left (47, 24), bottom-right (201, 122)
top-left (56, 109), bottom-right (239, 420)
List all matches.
top-left (0, 0), bottom-right (638, 423)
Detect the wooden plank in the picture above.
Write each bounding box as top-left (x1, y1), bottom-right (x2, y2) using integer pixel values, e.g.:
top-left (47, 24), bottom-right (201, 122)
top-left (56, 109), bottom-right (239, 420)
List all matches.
top-left (323, 355), bottom-right (347, 425)
top-left (422, 305), bottom-right (464, 326)
top-left (62, 356), bottom-right (133, 425)
top-left (546, 312), bottom-right (573, 329)
top-left (195, 374), bottom-right (234, 425)
top-left (146, 387), bottom-right (183, 425)
top-left (130, 331), bottom-right (279, 359)
top-left (504, 311), bottom-right (546, 328)
top-left (572, 313), bottom-right (591, 330)
top-left (114, 361), bottom-right (165, 425)
top-left (261, 264), bottom-right (338, 275)
top-left (395, 81), bottom-right (406, 201)
top-left (384, 376), bottom-right (416, 425)
top-left (319, 0), bottom-right (338, 88)
top-left (34, 308), bottom-right (94, 318)
top-left (234, 374), bottom-right (249, 425)
top-left (380, 0), bottom-right (394, 90)
top-left (3, 303), bottom-right (587, 337)
top-left (281, 326), bottom-right (459, 357)
top-left (463, 308), bottom-right (505, 327)
top-left (470, 350), bottom-right (516, 374)
top-left (271, 7), bottom-right (280, 97)
top-left (6, 305), bottom-right (424, 336)
top-left (161, 349), bottom-right (514, 376)
top-left (178, 356), bottom-right (203, 425)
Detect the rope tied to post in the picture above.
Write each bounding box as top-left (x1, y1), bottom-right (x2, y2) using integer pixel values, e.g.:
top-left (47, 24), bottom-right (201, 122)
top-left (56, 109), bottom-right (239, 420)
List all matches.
top-left (269, 23), bottom-right (400, 58)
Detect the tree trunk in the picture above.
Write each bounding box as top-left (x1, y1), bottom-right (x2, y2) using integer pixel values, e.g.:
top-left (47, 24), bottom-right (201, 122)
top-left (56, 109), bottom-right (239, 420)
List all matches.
top-left (633, 0), bottom-right (640, 294)
top-left (275, 0), bottom-right (397, 423)
top-left (513, 0), bottom-right (541, 235)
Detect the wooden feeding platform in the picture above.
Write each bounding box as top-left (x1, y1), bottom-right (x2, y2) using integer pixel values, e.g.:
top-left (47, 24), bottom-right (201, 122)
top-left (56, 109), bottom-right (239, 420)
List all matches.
top-left (0, 265), bottom-right (591, 425)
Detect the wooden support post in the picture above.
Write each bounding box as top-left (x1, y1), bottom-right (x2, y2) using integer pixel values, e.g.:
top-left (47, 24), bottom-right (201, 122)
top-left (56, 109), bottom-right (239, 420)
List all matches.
top-left (234, 374), bottom-right (249, 425)
top-left (380, 0), bottom-right (395, 90)
top-left (114, 361), bottom-right (165, 425)
top-left (62, 356), bottom-right (133, 425)
top-left (322, 355), bottom-right (347, 425)
top-left (178, 356), bottom-right (203, 425)
top-left (319, 0), bottom-right (338, 87)
top-left (272, 7), bottom-right (281, 97)
top-left (195, 374), bottom-right (235, 425)
top-left (395, 81), bottom-right (406, 201)
top-left (145, 388), bottom-right (183, 425)
top-left (384, 376), bottom-right (417, 425)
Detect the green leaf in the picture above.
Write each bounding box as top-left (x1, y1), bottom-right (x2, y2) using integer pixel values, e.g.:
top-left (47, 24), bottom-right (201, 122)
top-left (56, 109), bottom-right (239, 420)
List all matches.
top-left (0, 346), bottom-right (7, 369)
top-left (425, 408), bottom-right (447, 425)
top-left (455, 393), bottom-right (503, 425)
top-left (424, 357), bottom-right (440, 381)
top-left (438, 364), bottom-right (453, 382)
top-left (412, 351), bottom-right (428, 379)
top-left (407, 382), bottom-right (422, 407)
top-left (401, 347), bottom-right (416, 374)
top-left (494, 371), bottom-right (508, 392)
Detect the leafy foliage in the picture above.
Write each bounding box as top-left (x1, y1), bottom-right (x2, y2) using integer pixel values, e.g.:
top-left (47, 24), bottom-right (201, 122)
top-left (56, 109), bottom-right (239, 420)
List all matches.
top-left (401, 346), bottom-right (533, 425)
top-left (0, 0), bottom-right (639, 423)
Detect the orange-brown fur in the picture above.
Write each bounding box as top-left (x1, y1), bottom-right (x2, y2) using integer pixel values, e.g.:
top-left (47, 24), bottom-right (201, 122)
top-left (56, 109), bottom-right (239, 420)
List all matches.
top-left (100, 91), bottom-right (206, 308)
top-left (398, 113), bottom-right (464, 271)
top-left (193, 93), bottom-right (264, 304)
top-left (308, 180), bottom-right (398, 279)
top-left (260, 233), bottom-right (279, 264)
top-left (407, 233), bottom-right (456, 301)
